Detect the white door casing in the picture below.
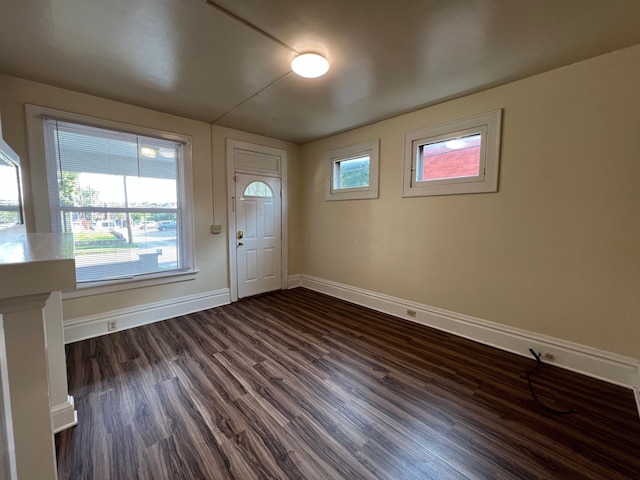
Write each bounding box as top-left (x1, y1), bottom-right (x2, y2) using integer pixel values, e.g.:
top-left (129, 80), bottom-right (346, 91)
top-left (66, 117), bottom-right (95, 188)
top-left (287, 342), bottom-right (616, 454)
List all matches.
top-left (226, 139), bottom-right (287, 302)
top-left (235, 175), bottom-right (281, 298)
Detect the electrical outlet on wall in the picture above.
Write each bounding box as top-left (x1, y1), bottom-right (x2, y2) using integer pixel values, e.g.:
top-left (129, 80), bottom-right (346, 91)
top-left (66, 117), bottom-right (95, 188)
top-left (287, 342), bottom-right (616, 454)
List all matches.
top-left (107, 320), bottom-right (117, 332)
top-left (406, 309), bottom-right (417, 318)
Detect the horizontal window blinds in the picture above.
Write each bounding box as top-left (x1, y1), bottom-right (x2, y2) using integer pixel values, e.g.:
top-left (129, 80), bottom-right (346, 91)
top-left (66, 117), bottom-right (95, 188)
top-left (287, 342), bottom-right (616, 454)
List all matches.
top-left (43, 118), bottom-right (185, 283)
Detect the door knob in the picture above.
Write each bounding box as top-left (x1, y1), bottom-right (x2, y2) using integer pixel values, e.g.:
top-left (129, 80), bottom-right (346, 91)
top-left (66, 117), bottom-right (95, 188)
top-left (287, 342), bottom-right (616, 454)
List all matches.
top-left (238, 242), bottom-right (244, 246)
top-left (237, 230), bottom-right (244, 239)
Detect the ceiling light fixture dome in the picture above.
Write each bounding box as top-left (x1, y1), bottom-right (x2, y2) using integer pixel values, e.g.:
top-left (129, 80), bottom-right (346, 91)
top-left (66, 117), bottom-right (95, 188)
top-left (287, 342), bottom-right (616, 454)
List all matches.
top-left (291, 53), bottom-right (329, 78)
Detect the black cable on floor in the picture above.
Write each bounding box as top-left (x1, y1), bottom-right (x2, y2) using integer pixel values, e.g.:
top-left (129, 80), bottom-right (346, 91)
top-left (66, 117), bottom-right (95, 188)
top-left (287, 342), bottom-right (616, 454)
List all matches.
top-left (527, 349), bottom-right (577, 415)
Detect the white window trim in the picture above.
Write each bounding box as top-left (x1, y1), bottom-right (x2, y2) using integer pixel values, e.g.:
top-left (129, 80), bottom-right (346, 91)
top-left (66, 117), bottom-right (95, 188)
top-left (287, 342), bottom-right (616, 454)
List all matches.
top-left (25, 104), bottom-right (197, 296)
top-left (325, 139), bottom-right (380, 201)
top-left (403, 110), bottom-right (502, 197)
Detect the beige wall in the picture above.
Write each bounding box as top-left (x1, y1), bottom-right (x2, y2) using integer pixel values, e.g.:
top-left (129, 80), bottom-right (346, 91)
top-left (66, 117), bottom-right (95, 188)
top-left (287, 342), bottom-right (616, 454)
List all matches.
top-left (1, 45), bottom-right (638, 360)
top-left (297, 45), bottom-right (640, 359)
top-left (0, 75), bottom-right (298, 321)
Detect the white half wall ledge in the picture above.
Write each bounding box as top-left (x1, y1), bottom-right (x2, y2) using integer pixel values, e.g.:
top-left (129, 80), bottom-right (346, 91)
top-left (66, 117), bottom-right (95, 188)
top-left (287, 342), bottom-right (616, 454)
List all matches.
top-left (63, 289), bottom-right (231, 344)
top-left (288, 275), bottom-right (640, 395)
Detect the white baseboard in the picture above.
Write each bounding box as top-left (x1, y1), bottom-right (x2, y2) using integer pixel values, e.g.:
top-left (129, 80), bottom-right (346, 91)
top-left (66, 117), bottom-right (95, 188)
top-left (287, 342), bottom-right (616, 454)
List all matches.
top-left (287, 274), bottom-right (302, 289)
top-left (63, 289), bottom-right (231, 344)
top-left (51, 395), bottom-right (77, 433)
top-left (291, 275), bottom-right (640, 393)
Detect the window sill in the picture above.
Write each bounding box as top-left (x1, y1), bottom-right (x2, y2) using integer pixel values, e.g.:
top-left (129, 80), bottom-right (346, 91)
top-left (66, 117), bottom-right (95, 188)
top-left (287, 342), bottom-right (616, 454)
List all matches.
top-left (62, 269), bottom-right (199, 299)
top-left (326, 188), bottom-right (379, 201)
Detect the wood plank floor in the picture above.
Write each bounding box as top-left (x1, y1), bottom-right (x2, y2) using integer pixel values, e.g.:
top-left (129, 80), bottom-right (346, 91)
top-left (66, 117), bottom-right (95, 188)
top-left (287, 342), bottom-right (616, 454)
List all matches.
top-left (56, 288), bottom-right (640, 479)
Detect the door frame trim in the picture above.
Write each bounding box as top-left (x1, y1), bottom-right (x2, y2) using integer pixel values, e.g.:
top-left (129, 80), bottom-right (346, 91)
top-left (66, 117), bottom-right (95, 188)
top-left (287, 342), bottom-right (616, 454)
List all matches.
top-left (226, 140), bottom-right (288, 302)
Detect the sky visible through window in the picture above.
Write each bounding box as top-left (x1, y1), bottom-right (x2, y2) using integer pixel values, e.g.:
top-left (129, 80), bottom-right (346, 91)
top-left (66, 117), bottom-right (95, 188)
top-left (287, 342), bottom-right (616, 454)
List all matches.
top-left (0, 161), bottom-right (21, 228)
top-left (76, 172), bottom-right (177, 206)
top-left (0, 165), bottom-right (19, 198)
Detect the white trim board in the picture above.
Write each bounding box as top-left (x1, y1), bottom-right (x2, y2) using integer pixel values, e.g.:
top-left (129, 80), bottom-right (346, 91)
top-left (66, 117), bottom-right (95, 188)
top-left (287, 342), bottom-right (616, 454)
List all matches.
top-left (289, 275), bottom-right (640, 393)
top-left (51, 395), bottom-right (77, 434)
top-left (64, 289), bottom-right (230, 344)
top-left (287, 274), bottom-right (302, 289)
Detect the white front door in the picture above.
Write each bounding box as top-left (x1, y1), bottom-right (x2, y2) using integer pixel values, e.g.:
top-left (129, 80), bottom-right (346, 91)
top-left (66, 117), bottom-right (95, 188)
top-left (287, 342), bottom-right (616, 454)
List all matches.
top-left (235, 174), bottom-right (282, 299)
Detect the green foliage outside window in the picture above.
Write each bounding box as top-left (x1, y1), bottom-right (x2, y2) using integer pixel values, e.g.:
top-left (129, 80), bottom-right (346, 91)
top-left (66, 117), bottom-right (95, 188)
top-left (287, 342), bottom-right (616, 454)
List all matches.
top-left (338, 157), bottom-right (370, 189)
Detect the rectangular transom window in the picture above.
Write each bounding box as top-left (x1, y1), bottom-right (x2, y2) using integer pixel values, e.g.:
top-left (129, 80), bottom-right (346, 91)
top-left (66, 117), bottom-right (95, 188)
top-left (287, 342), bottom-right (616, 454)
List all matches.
top-left (326, 139), bottom-right (379, 201)
top-left (27, 106), bottom-right (195, 288)
top-left (403, 110), bottom-right (501, 197)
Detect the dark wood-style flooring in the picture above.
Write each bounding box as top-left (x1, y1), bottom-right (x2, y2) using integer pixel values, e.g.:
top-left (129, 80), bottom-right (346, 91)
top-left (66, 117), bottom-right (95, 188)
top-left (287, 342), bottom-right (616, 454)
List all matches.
top-left (56, 288), bottom-right (640, 479)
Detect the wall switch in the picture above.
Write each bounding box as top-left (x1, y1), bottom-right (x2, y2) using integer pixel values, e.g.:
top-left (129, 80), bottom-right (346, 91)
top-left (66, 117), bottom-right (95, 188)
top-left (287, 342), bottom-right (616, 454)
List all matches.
top-left (107, 320), bottom-right (118, 332)
top-left (211, 224), bottom-right (222, 234)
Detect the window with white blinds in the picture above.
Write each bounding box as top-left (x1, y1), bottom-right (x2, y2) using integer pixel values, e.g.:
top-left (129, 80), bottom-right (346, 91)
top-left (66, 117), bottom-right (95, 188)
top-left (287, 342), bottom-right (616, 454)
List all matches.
top-left (38, 116), bottom-right (193, 284)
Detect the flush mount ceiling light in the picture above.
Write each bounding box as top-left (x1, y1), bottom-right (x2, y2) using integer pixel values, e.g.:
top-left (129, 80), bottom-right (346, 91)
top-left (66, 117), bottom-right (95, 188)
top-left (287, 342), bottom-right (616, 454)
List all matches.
top-left (204, 1), bottom-right (332, 120)
top-left (291, 53), bottom-right (330, 78)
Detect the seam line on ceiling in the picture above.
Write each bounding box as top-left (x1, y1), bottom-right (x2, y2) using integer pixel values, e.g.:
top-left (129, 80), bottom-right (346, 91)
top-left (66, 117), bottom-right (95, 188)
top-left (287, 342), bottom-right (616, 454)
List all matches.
top-left (202, 0), bottom-right (298, 127)
top-left (203, 0), bottom-right (298, 54)
top-left (211, 71), bottom-right (292, 124)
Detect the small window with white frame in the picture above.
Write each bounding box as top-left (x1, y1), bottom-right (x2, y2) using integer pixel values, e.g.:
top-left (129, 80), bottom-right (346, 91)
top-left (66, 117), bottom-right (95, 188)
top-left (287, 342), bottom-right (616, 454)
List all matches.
top-left (26, 105), bottom-right (195, 291)
top-left (403, 110), bottom-right (502, 197)
top-left (326, 139), bottom-right (379, 201)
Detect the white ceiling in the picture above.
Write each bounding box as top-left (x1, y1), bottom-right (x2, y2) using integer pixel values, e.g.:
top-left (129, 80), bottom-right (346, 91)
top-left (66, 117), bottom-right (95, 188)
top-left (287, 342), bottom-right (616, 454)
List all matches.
top-left (1, 0), bottom-right (640, 144)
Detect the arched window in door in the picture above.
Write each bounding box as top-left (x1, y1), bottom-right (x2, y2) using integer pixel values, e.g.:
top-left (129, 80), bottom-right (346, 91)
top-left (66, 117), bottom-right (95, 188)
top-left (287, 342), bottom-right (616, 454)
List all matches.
top-left (243, 181), bottom-right (273, 197)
